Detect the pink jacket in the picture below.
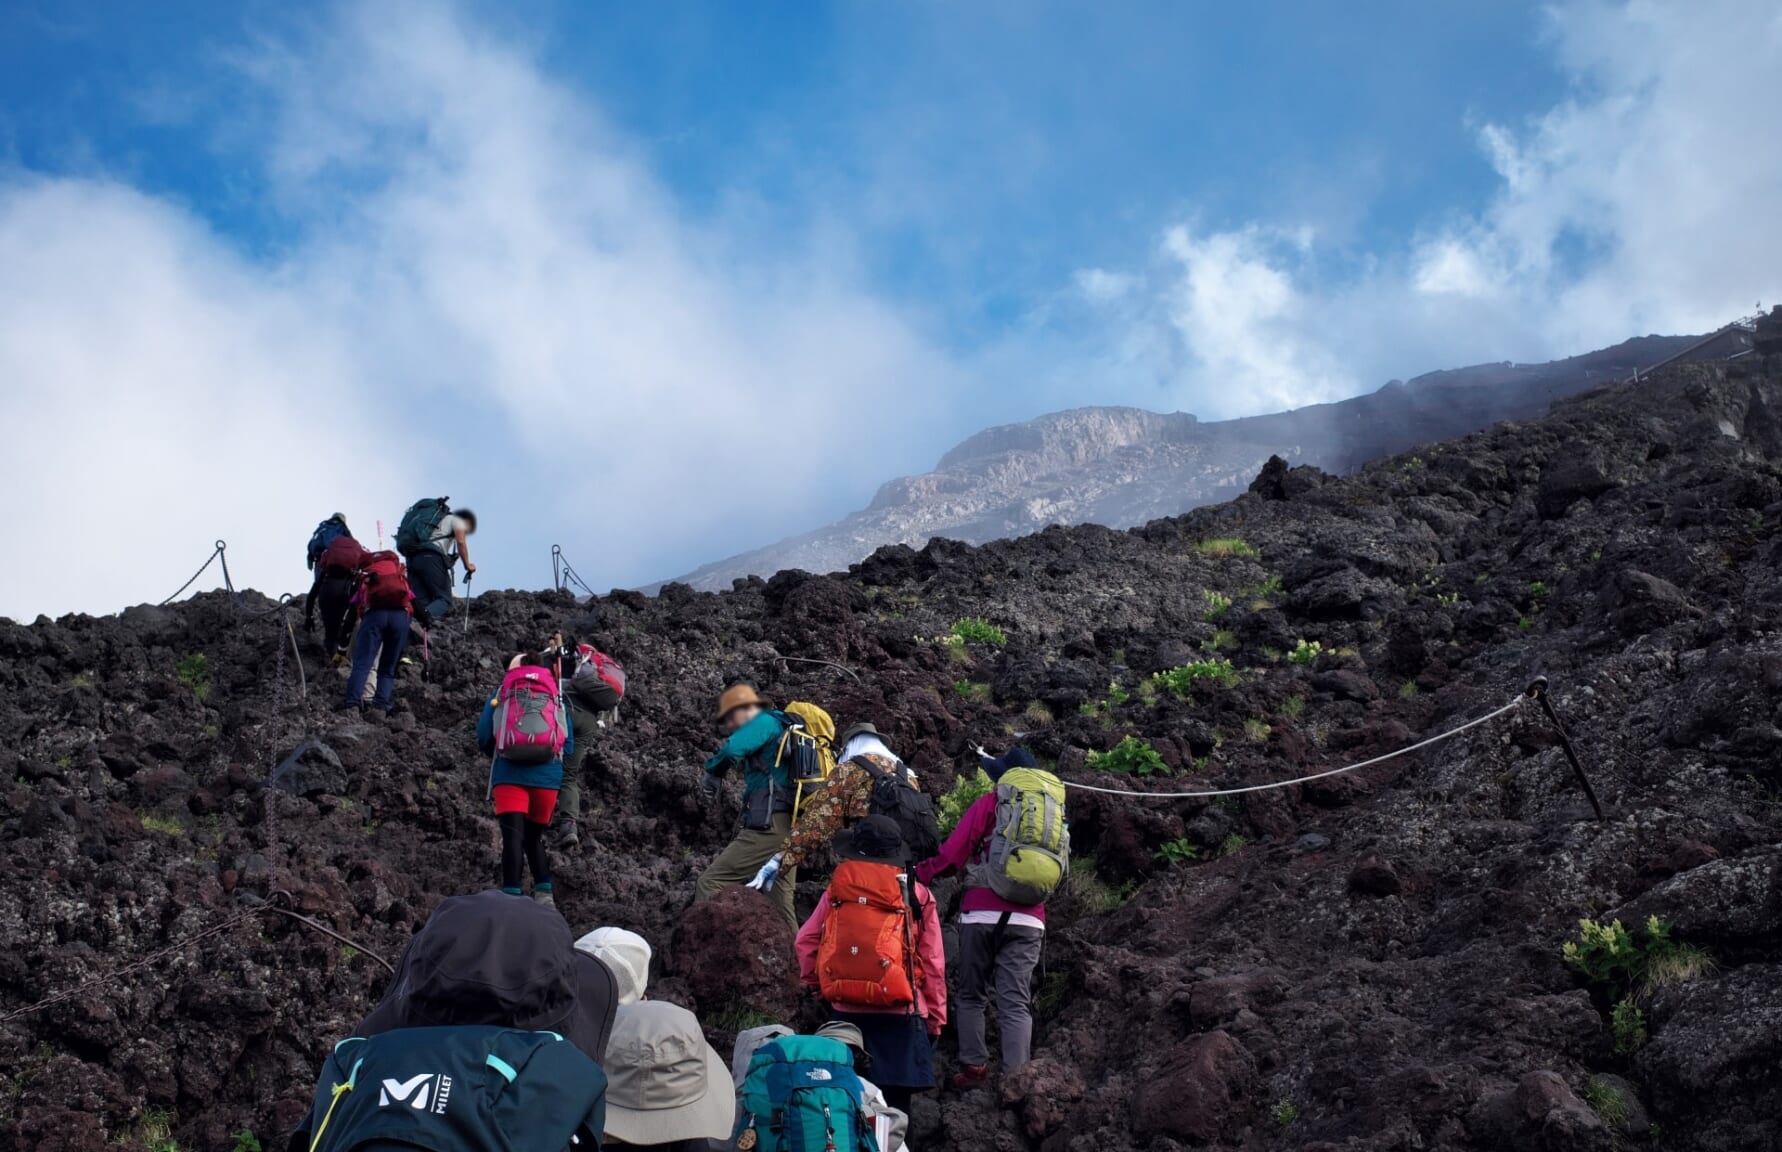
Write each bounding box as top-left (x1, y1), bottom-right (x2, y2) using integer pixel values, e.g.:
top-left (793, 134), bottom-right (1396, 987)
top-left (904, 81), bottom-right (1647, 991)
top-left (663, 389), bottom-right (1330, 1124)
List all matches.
top-left (915, 792), bottom-right (1047, 923)
top-left (796, 878), bottom-right (948, 1034)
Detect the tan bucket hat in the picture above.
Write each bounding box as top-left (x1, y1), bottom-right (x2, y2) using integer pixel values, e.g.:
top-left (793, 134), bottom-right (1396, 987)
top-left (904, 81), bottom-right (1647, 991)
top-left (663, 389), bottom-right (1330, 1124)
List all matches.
top-left (604, 1001), bottom-right (736, 1146)
top-left (716, 683), bottom-right (771, 724)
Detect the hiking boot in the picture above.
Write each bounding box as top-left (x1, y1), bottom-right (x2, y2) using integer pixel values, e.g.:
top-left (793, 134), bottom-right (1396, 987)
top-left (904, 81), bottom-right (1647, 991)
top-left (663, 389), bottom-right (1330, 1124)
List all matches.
top-left (331, 700), bottom-right (362, 716)
top-left (556, 818), bottom-right (581, 851)
top-left (532, 890), bottom-right (556, 908)
top-left (948, 1064), bottom-right (992, 1092)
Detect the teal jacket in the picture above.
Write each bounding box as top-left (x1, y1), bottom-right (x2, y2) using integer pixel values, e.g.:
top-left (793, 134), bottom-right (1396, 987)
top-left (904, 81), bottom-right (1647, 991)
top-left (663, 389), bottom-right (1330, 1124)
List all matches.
top-left (705, 711), bottom-right (793, 828)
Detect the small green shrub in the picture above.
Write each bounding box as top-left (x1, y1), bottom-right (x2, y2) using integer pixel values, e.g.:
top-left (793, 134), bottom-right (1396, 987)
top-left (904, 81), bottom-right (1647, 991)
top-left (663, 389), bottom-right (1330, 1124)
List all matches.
top-left (1398, 680), bottom-right (1420, 699)
top-left (1196, 538), bottom-right (1259, 559)
top-left (1218, 833), bottom-right (1248, 857)
top-left (1244, 574), bottom-right (1284, 599)
top-left (1035, 970), bottom-right (1070, 1019)
top-left (1529, 580), bottom-right (1549, 599)
top-left (950, 617), bottom-right (1007, 646)
top-left (1087, 736), bottom-right (1169, 777)
top-left (1066, 855), bottom-right (1137, 914)
top-left (231, 1133), bottom-right (263, 1152)
top-left (141, 1108), bottom-right (178, 1152)
top-left (140, 813), bottom-right (185, 836)
top-left (1243, 718), bottom-right (1271, 744)
top-left (938, 769), bottom-right (994, 835)
top-left (1272, 1099), bottom-right (1299, 1127)
top-left (1518, 616), bottom-right (1536, 632)
top-left (1202, 590), bottom-right (1232, 621)
top-left (1201, 629), bottom-right (1238, 652)
top-left (1436, 591), bottom-right (1460, 607)
top-left (953, 680), bottom-right (992, 703)
top-left (67, 672), bottom-right (93, 689)
top-left (1154, 838), bottom-right (1199, 865)
top-left (1611, 998), bottom-right (1647, 1054)
top-left (175, 654), bottom-right (210, 700)
top-left (1563, 915), bottom-right (1711, 999)
top-left (1023, 701), bottom-right (1055, 729)
top-left (1107, 680), bottom-right (1131, 707)
top-left (1287, 639), bottom-right (1323, 666)
top-left (1151, 659), bottom-right (1239, 697)
top-left (1582, 1076), bottom-right (1629, 1128)
top-left (1280, 694), bottom-right (1305, 719)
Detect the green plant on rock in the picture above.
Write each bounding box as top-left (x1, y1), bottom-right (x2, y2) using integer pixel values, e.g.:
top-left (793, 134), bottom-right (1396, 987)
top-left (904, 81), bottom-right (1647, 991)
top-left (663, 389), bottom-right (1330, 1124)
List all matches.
top-left (1201, 629), bottom-right (1238, 652)
top-left (1154, 838), bottom-right (1199, 865)
top-left (1244, 574), bottom-right (1284, 600)
top-left (1243, 718), bottom-right (1271, 744)
top-left (229, 1132), bottom-right (262, 1152)
top-left (1202, 590), bottom-right (1232, 621)
top-left (1087, 736), bottom-right (1169, 777)
top-left (140, 813), bottom-right (185, 837)
top-left (1611, 998), bottom-right (1647, 1054)
top-left (1582, 1076), bottom-right (1629, 1128)
top-left (953, 680), bottom-right (992, 703)
top-left (1035, 970), bottom-right (1070, 1020)
top-left (175, 653), bottom-right (210, 700)
top-left (1288, 639), bottom-right (1323, 666)
top-left (1436, 591), bottom-right (1460, 607)
top-left (1529, 580), bottom-right (1549, 599)
top-left (1195, 537), bottom-right (1259, 559)
top-left (1218, 833), bottom-right (1248, 857)
top-left (950, 617), bottom-right (1007, 646)
top-left (1518, 615), bottom-right (1536, 632)
top-left (1280, 694), bottom-right (1305, 719)
top-left (1398, 680), bottom-right (1420, 700)
top-left (937, 769), bottom-right (994, 836)
top-left (1272, 1099), bottom-right (1300, 1127)
top-left (140, 1108), bottom-right (179, 1152)
top-left (1564, 915), bottom-right (1713, 1004)
top-left (1066, 855), bottom-right (1137, 915)
top-left (1024, 701), bottom-right (1055, 729)
top-left (1151, 659), bottom-right (1239, 697)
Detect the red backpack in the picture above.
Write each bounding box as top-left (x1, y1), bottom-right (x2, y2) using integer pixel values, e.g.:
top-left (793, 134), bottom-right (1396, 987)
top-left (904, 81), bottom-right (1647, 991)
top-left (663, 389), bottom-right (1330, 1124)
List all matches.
top-left (495, 666), bottom-right (568, 765)
top-left (816, 860), bottom-right (918, 1008)
top-left (569, 644), bottom-right (627, 711)
top-left (319, 535), bottom-right (368, 575)
top-left (360, 551), bottom-right (411, 611)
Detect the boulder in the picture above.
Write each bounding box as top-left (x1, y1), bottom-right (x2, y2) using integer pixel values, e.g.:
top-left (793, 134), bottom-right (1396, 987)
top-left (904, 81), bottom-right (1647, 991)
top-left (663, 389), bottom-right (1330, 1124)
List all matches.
top-left (1470, 1070), bottom-right (1612, 1152)
top-left (1132, 1031), bottom-right (1257, 1142)
top-left (1000, 1057), bottom-right (1085, 1139)
top-left (270, 739), bottom-right (348, 798)
top-left (1614, 845), bottom-right (1782, 946)
top-left (1636, 963), bottom-right (1782, 1151)
top-left (670, 887), bottom-right (801, 1022)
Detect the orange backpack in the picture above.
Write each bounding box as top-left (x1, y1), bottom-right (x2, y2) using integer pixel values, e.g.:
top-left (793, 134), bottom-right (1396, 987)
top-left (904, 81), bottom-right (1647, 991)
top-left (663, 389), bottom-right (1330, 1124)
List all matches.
top-left (816, 860), bottom-right (918, 1008)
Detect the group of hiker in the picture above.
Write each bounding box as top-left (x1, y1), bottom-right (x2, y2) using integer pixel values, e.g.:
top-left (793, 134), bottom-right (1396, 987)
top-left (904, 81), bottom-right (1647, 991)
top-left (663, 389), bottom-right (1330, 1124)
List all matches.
top-left (291, 509), bottom-right (1073, 1150)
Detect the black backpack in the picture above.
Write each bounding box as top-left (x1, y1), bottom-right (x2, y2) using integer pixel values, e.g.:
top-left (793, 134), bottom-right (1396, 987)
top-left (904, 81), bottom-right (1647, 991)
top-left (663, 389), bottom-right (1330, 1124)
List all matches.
top-left (858, 757), bottom-right (941, 862)
top-left (297, 1025), bottom-right (604, 1151)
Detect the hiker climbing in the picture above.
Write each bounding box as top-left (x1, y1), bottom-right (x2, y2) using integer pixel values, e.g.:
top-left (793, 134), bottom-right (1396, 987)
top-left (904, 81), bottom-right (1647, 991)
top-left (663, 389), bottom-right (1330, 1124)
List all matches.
top-left (395, 496), bottom-right (476, 628)
top-left (734, 1023), bottom-right (886, 1152)
top-left (302, 513), bottom-right (353, 645)
top-left (307, 518), bottom-right (366, 662)
top-left (292, 891), bottom-right (613, 1151)
top-left (554, 637), bottom-right (627, 851)
top-left (693, 684), bottom-right (817, 929)
top-left (916, 746), bottom-right (1068, 1090)
top-left (797, 815), bottom-right (947, 1115)
top-left (748, 721), bottom-right (940, 894)
top-left (479, 652), bottom-right (572, 904)
top-left (603, 1001), bottom-right (736, 1151)
top-left (337, 548), bottom-right (412, 715)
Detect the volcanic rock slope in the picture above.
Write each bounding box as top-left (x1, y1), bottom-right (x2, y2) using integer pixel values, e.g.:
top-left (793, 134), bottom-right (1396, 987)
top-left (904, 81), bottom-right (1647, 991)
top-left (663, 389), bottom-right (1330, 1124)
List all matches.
top-left (5, 354), bottom-right (1782, 1152)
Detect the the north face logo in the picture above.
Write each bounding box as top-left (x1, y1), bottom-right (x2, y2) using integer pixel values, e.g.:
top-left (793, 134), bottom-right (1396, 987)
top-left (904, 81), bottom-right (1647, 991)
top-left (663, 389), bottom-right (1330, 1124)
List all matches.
top-left (379, 1073), bottom-right (453, 1114)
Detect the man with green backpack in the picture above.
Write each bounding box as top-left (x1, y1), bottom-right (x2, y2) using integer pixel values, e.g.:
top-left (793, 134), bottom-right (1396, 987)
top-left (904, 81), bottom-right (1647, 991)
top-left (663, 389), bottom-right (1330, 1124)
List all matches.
top-left (395, 496), bottom-right (477, 627)
top-left (915, 746), bottom-right (1068, 1091)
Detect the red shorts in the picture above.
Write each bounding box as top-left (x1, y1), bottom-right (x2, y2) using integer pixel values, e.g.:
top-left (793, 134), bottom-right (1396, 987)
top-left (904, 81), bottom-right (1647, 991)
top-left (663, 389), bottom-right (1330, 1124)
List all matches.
top-left (492, 784), bottom-right (558, 823)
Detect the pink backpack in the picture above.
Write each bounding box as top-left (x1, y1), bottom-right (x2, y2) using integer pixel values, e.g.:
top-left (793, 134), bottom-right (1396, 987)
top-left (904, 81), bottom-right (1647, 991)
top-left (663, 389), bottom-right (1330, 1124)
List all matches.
top-left (570, 644), bottom-right (627, 711)
top-left (494, 666), bottom-right (567, 765)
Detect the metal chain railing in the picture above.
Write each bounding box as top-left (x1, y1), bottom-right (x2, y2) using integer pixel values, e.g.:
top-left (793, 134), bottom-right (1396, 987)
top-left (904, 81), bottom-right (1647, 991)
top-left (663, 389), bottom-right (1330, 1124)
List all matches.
top-left (160, 540), bottom-right (235, 606)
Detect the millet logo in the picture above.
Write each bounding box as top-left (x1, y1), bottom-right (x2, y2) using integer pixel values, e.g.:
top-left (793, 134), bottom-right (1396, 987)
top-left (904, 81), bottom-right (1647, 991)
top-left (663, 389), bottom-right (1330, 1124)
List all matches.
top-left (379, 1073), bottom-right (453, 1114)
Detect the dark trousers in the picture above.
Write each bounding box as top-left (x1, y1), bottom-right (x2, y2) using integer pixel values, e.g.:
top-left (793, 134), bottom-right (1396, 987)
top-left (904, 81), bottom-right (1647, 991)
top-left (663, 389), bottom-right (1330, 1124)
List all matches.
top-left (556, 700), bottom-right (605, 826)
top-left (407, 550), bottom-right (453, 626)
top-left (315, 573), bottom-right (357, 655)
top-left (344, 609), bottom-right (410, 709)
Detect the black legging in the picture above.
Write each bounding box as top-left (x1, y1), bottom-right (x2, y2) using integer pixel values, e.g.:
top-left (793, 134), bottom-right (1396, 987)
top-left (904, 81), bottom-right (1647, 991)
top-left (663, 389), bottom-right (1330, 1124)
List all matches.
top-left (498, 812), bottom-right (552, 891)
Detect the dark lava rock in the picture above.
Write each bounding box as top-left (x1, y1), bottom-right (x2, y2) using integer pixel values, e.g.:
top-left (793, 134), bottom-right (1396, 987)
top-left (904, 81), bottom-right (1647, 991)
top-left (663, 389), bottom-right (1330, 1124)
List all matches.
top-left (1636, 964), bottom-right (1782, 1152)
top-left (1471, 1070), bottom-right (1612, 1151)
top-left (1348, 854), bottom-right (1404, 897)
top-left (1132, 1031), bottom-right (1257, 1143)
top-left (269, 739), bottom-right (348, 798)
top-left (1000, 1057), bottom-right (1085, 1140)
top-left (670, 887), bottom-right (800, 1022)
top-left (1614, 845), bottom-right (1782, 946)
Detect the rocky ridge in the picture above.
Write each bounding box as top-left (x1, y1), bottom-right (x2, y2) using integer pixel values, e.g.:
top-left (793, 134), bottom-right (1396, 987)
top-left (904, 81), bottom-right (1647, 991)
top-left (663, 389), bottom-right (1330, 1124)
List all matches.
top-left (4, 325), bottom-right (1782, 1151)
top-left (671, 335), bottom-right (1700, 591)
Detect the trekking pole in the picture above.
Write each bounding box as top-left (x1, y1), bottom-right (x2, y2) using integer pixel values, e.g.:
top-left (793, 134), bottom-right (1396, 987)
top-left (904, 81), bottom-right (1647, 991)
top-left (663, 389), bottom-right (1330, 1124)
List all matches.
top-left (1524, 677), bottom-right (1606, 821)
top-left (463, 571), bottom-right (473, 636)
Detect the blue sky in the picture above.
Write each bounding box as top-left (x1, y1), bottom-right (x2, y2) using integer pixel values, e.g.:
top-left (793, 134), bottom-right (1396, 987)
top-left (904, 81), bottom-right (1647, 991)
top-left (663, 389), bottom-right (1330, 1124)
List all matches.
top-left (2, 0), bottom-right (1778, 616)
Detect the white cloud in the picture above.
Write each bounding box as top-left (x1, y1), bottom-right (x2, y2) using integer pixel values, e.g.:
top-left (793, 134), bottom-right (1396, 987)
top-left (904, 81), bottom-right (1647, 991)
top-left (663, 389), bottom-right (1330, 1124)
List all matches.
top-left (1076, 0), bottom-right (1782, 417)
top-left (0, 1), bottom-right (963, 618)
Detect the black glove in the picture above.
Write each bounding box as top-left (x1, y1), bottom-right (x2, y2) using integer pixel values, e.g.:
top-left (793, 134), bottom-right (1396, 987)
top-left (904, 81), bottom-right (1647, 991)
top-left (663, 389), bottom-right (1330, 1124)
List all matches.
top-left (700, 772), bottom-right (723, 803)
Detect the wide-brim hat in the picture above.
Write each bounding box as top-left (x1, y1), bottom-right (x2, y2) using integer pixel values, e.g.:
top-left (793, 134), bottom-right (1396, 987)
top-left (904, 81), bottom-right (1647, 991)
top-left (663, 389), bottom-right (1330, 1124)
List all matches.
top-left (814, 1020), bottom-right (866, 1057)
top-left (575, 926), bottom-right (652, 1006)
top-left (837, 721), bottom-right (881, 747)
top-left (835, 815), bottom-right (908, 866)
top-left (716, 683), bottom-right (772, 724)
top-left (604, 1002), bottom-right (736, 1146)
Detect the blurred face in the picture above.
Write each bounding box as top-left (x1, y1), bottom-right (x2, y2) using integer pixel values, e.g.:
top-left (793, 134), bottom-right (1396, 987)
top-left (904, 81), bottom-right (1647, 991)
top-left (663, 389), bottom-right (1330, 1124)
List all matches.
top-left (723, 703), bottom-right (762, 734)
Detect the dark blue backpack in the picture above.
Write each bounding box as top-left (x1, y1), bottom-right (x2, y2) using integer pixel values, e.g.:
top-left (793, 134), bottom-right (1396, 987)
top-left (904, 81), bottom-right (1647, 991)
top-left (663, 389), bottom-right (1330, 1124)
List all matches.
top-left (300, 1026), bottom-right (605, 1152)
top-left (736, 1035), bottom-right (876, 1152)
top-left (308, 517), bottom-right (350, 570)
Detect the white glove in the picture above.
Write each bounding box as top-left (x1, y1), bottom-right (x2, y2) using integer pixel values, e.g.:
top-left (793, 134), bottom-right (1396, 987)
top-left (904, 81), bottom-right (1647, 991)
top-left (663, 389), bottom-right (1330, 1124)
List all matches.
top-left (747, 854), bottom-right (784, 892)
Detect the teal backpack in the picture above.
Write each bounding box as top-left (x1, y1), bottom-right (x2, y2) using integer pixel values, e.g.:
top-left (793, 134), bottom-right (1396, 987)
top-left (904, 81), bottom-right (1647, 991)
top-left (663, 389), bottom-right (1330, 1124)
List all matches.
top-left (395, 497), bottom-right (452, 558)
top-left (736, 1035), bottom-right (876, 1152)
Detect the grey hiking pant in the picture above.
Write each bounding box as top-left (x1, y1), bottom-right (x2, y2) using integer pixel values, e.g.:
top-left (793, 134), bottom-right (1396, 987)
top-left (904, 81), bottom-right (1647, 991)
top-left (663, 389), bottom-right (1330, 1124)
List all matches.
top-left (556, 700), bottom-right (605, 827)
top-left (694, 812), bottom-right (798, 929)
top-left (956, 920), bottom-right (1044, 1070)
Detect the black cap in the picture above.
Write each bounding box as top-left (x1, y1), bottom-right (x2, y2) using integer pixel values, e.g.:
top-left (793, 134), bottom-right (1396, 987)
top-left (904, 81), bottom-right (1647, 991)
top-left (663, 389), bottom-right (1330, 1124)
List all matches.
top-left (835, 815), bottom-right (908, 866)
top-left (979, 745), bottom-right (1038, 781)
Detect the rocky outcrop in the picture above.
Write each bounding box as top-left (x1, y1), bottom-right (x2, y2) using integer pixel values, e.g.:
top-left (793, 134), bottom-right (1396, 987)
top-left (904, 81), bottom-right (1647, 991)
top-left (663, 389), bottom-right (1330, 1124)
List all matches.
top-left (4, 355), bottom-right (1782, 1150)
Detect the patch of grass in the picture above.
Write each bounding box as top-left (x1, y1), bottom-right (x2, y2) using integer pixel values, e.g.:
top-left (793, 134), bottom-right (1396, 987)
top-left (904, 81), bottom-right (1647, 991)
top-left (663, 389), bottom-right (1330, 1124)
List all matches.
top-left (1640, 941), bottom-right (1716, 995)
top-left (950, 617), bottom-right (1007, 646)
top-left (1272, 1099), bottom-right (1299, 1127)
top-left (1201, 629), bottom-right (1238, 652)
top-left (1023, 701), bottom-right (1055, 729)
top-left (1243, 718), bottom-right (1272, 744)
top-left (175, 653), bottom-right (211, 701)
top-left (339, 945), bottom-right (360, 964)
top-left (1154, 838), bottom-right (1200, 865)
top-left (1582, 1076), bottom-right (1629, 1128)
top-left (937, 769), bottom-right (994, 836)
top-left (1244, 574), bottom-right (1284, 599)
top-left (1107, 680), bottom-right (1131, 707)
top-left (67, 672), bottom-right (93, 689)
top-left (1151, 659), bottom-right (1239, 697)
top-left (1529, 580), bottom-right (1550, 599)
top-left (1134, 678), bottom-right (1159, 705)
top-left (1398, 680), bottom-right (1420, 700)
top-left (1196, 538), bottom-right (1259, 559)
top-left (140, 813), bottom-right (185, 837)
top-left (140, 1108), bottom-right (178, 1152)
top-left (712, 1004), bottom-right (782, 1034)
top-left (1611, 998), bottom-right (1647, 1054)
top-left (1260, 646), bottom-right (1283, 662)
top-left (953, 680), bottom-right (993, 703)
top-left (1436, 591), bottom-right (1460, 607)
top-left (1288, 638), bottom-right (1323, 666)
top-left (1518, 615), bottom-right (1536, 632)
top-left (1475, 573), bottom-right (1490, 585)
top-left (1218, 833), bottom-right (1248, 857)
top-left (1066, 856), bottom-right (1137, 915)
top-left (1202, 590), bottom-right (1232, 621)
top-left (1280, 694), bottom-right (1305, 719)
top-left (1087, 735), bottom-right (1169, 777)
top-left (1565, 915), bottom-right (1713, 1006)
top-left (1035, 970), bottom-right (1070, 1020)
